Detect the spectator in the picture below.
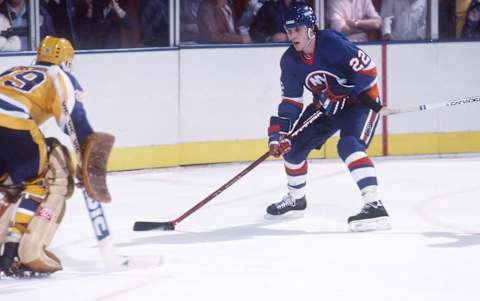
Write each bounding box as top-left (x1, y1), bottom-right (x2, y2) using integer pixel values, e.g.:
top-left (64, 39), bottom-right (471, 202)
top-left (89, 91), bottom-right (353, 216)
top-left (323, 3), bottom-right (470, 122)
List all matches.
top-left (0, 4), bottom-right (19, 51)
top-left (138, 0), bottom-right (169, 47)
top-left (461, 0), bottom-right (480, 38)
top-left (456, 0), bottom-right (473, 37)
top-left (75, 0), bottom-right (131, 49)
top-left (44, 0), bottom-right (76, 46)
top-left (381, 0), bottom-right (427, 41)
top-left (181, 0), bottom-right (201, 43)
top-left (438, 0), bottom-right (456, 39)
top-left (249, 0), bottom-right (297, 43)
top-left (74, 0), bottom-right (96, 49)
top-left (234, 0), bottom-right (263, 34)
top-left (326, 0), bottom-right (381, 42)
top-left (0, 0), bottom-right (55, 51)
top-left (197, 0), bottom-right (251, 44)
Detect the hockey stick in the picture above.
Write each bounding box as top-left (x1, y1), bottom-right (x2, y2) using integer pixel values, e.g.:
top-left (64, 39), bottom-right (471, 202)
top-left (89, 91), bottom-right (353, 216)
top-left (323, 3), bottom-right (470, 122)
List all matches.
top-left (133, 109), bottom-right (324, 231)
top-left (383, 96), bottom-right (480, 116)
top-left (48, 66), bottom-right (130, 270)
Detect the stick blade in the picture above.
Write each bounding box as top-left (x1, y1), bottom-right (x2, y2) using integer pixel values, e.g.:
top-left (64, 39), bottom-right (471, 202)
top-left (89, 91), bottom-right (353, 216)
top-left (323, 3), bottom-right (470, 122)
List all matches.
top-left (133, 221), bottom-right (175, 231)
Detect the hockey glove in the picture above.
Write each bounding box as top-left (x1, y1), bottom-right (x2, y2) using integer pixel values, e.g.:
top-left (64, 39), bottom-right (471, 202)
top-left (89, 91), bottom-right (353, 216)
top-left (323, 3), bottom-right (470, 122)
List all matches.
top-left (318, 74), bottom-right (354, 116)
top-left (268, 116), bottom-right (292, 158)
top-left (318, 90), bottom-right (347, 116)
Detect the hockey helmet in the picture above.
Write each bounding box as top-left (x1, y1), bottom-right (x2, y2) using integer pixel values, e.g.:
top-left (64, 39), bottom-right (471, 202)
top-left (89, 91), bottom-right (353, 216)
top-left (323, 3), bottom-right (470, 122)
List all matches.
top-left (36, 36), bottom-right (74, 71)
top-left (284, 3), bottom-right (317, 29)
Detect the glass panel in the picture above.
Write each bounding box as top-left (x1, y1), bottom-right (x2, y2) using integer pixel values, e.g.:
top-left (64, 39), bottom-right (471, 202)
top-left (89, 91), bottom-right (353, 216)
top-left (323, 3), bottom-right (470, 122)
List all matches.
top-left (185, 0), bottom-right (318, 45)
top-left (438, 0), bottom-right (456, 39)
top-left (324, 0), bottom-right (383, 43)
top-left (194, 0), bottom-right (252, 44)
top-left (44, 0), bottom-right (76, 48)
top-left (136, 0), bottom-right (170, 47)
top-left (180, 0), bottom-right (201, 44)
top-left (0, 1), bottom-right (39, 51)
top-left (444, 0), bottom-right (480, 40)
top-left (69, 0), bottom-right (168, 50)
top-left (378, 0), bottom-right (429, 42)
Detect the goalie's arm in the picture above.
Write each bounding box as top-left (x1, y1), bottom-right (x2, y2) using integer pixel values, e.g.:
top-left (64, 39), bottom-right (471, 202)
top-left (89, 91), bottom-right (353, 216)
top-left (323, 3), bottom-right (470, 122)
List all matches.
top-left (65, 95), bottom-right (114, 203)
top-left (69, 101), bottom-right (94, 146)
top-left (52, 69), bottom-right (114, 202)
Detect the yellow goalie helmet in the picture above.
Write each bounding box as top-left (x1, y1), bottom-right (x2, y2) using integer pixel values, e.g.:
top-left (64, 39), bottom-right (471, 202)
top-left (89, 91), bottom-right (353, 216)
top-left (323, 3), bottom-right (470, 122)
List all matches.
top-left (36, 36), bottom-right (74, 71)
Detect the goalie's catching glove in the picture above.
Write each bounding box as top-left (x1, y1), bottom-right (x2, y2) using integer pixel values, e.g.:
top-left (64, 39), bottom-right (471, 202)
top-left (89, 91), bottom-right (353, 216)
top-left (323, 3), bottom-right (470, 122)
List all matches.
top-left (78, 132), bottom-right (115, 203)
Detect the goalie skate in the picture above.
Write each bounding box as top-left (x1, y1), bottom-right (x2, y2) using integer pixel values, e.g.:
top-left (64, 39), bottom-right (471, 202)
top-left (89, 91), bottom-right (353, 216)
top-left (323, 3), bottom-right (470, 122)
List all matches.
top-left (348, 201), bottom-right (391, 232)
top-left (0, 264), bottom-right (51, 279)
top-left (265, 194), bottom-right (306, 218)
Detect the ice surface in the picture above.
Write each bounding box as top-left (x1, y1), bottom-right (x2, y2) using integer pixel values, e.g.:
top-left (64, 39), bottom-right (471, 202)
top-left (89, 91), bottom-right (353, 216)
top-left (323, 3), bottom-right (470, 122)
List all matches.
top-left (1, 155), bottom-right (480, 301)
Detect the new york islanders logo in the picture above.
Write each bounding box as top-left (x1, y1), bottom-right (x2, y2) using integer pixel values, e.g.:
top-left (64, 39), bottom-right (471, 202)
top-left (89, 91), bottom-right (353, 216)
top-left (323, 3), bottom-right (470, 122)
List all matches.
top-left (304, 70), bottom-right (353, 96)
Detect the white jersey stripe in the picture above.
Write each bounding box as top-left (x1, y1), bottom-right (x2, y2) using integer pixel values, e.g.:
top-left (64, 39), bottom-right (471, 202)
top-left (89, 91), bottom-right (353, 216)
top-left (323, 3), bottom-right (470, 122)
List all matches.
top-left (351, 166), bottom-right (376, 181)
top-left (0, 92), bottom-right (30, 116)
top-left (287, 174), bottom-right (307, 186)
top-left (344, 151), bottom-right (367, 165)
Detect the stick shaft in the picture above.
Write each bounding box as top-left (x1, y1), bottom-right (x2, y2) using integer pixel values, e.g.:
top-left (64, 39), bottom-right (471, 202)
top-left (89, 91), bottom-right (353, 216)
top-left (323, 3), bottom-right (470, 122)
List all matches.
top-left (168, 110), bottom-right (324, 226)
top-left (394, 96), bottom-right (480, 114)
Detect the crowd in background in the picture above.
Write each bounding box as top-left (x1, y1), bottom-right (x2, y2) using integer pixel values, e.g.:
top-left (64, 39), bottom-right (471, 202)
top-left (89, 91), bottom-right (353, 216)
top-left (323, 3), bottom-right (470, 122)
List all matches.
top-left (0, 0), bottom-right (479, 51)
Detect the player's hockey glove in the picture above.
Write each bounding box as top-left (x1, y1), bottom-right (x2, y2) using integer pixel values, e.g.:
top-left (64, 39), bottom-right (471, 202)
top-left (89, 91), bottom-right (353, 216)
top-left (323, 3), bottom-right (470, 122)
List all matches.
top-left (318, 75), bottom-right (354, 116)
top-left (318, 90), bottom-right (348, 116)
top-left (268, 116), bottom-right (292, 158)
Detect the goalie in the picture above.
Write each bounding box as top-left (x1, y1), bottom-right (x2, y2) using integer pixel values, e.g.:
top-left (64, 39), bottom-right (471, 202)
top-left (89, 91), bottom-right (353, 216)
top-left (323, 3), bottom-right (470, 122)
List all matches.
top-left (0, 36), bottom-right (114, 277)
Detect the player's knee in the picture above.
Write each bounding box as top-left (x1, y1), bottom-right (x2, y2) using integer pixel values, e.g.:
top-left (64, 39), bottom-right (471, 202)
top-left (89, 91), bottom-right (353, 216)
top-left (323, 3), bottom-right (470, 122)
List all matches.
top-left (283, 150), bottom-right (306, 165)
top-left (17, 138), bottom-right (75, 273)
top-left (337, 136), bottom-right (366, 161)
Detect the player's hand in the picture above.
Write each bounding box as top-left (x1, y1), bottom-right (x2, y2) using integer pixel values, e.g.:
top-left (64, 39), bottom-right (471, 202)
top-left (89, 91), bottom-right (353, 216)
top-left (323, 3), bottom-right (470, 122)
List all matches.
top-left (268, 138), bottom-right (291, 158)
top-left (268, 116), bottom-right (292, 157)
top-left (318, 91), bottom-right (346, 116)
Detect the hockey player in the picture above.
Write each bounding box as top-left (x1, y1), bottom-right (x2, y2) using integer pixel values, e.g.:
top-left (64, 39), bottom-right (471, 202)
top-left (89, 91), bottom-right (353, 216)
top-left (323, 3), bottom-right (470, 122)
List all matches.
top-left (0, 36), bottom-right (113, 277)
top-left (266, 3), bottom-right (392, 232)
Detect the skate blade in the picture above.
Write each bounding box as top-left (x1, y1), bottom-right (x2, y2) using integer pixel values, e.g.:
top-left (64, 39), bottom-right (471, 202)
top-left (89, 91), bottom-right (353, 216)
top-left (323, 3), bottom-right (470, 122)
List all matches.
top-left (264, 211), bottom-right (305, 220)
top-left (349, 217), bottom-right (391, 232)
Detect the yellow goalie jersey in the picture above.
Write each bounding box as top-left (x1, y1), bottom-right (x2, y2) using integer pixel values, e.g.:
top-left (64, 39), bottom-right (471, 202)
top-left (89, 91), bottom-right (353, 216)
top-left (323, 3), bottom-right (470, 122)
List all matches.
top-left (0, 64), bottom-right (93, 144)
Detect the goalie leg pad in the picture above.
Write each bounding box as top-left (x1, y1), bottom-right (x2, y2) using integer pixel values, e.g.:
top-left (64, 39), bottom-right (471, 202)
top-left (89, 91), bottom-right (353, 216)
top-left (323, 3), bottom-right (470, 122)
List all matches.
top-left (0, 182), bottom-right (20, 245)
top-left (81, 132), bottom-right (115, 203)
top-left (0, 194), bottom-right (16, 245)
top-left (18, 138), bottom-right (74, 273)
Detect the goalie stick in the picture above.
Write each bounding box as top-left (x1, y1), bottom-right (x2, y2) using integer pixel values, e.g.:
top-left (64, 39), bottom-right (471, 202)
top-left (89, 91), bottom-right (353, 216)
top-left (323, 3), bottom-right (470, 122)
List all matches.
top-left (133, 109), bottom-right (324, 231)
top-left (48, 67), bottom-right (139, 271)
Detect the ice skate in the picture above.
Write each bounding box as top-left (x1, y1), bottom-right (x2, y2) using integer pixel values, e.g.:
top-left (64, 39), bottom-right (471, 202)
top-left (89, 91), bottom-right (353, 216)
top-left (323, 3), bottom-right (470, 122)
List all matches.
top-left (0, 242), bottom-right (19, 277)
top-left (265, 194), bottom-right (307, 218)
top-left (348, 201), bottom-right (391, 232)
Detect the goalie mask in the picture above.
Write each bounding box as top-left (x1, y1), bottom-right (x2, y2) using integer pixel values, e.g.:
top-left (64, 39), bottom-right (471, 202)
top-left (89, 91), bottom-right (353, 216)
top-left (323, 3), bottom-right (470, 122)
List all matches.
top-left (36, 36), bottom-right (74, 72)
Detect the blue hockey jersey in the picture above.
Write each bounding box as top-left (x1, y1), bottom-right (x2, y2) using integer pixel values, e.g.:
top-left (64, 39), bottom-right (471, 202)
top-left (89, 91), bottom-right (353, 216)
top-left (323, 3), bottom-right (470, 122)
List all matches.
top-left (277, 29), bottom-right (382, 122)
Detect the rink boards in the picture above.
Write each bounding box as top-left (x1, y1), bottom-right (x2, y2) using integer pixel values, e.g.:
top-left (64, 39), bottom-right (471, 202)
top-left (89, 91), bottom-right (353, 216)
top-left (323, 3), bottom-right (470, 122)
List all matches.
top-left (0, 41), bottom-right (478, 170)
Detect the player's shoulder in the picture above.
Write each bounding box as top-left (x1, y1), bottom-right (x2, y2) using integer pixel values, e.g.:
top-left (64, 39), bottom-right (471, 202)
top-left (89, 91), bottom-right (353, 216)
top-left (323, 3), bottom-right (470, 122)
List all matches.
top-left (316, 29), bottom-right (357, 62)
top-left (280, 45), bottom-right (300, 68)
top-left (317, 29), bottom-right (352, 48)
